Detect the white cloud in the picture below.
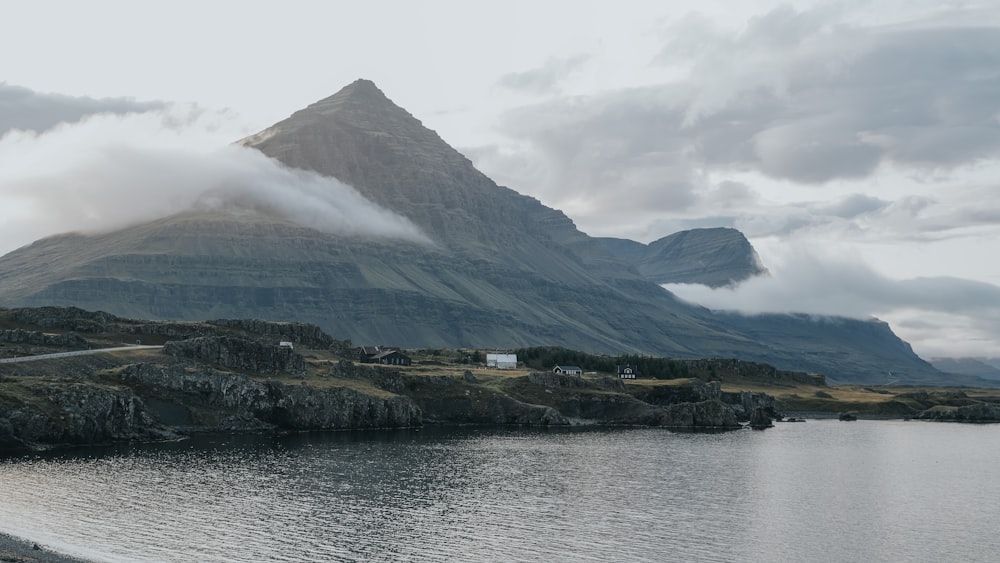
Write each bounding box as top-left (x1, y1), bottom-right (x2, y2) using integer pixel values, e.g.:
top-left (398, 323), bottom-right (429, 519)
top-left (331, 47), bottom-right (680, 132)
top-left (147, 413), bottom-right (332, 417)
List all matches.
top-left (0, 109), bottom-right (432, 256)
top-left (475, 3), bottom-right (1000, 245)
top-left (665, 244), bottom-right (1000, 357)
top-left (496, 54), bottom-right (593, 94)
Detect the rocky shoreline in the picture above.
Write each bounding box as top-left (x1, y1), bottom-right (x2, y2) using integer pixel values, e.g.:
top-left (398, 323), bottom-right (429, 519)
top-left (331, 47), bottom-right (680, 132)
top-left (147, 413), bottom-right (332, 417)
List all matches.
top-left (0, 343), bottom-right (787, 454)
top-left (0, 532), bottom-right (91, 563)
top-left (3, 307), bottom-right (999, 455)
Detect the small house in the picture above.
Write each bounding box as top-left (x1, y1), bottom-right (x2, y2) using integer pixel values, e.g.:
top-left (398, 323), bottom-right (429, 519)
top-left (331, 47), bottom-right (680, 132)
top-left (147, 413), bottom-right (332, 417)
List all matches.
top-left (487, 353), bottom-right (517, 369)
top-left (553, 365), bottom-right (583, 375)
top-left (618, 365), bottom-right (637, 379)
top-left (278, 341), bottom-right (294, 350)
top-left (355, 345), bottom-right (402, 363)
top-left (372, 349), bottom-right (412, 366)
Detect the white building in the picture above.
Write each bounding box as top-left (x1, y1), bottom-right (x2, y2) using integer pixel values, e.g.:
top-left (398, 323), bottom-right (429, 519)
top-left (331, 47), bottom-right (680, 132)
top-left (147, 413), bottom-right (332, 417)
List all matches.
top-left (487, 353), bottom-right (517, 369)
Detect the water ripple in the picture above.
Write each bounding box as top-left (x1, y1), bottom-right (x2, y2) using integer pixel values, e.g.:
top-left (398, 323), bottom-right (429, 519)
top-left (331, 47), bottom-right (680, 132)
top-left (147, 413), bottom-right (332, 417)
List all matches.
top-left (1, 423), bottom-right (999, 562)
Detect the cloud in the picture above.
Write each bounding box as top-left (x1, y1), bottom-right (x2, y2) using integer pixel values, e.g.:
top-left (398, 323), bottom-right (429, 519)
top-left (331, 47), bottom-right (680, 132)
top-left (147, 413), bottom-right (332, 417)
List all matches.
top-left (664, 245), bottom-right (1000, 357)
top-left (488, 85), bottom-right (701, 234)
top-left (474, 4), bottom-right (1000, 245)
top-left (496, 54), bottom-right (591, 94)
top-left (815, 193), bottom-right (889, 219)
top-left (750, 115), bottom-right (882, 182)
top-left (0, 110), bottom-right (432, 256)
top-left (0, 83), bottom-right (166, 135)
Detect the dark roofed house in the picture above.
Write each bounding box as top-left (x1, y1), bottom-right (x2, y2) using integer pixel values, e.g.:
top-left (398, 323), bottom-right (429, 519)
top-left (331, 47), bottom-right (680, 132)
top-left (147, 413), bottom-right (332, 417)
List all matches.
top-left (618, 365), bottom-right (637, 379)
top-left (355, 345), bottom-right (403, 363)
top-left (553, 365), bottom-right (583, 375)
top-left (372, 349), bottom-right (411, 366)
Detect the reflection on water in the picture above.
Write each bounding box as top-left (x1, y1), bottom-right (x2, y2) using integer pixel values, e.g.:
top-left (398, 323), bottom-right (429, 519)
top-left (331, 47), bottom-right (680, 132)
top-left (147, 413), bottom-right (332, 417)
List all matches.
top-left (1, 422), bottom-right (999, 562)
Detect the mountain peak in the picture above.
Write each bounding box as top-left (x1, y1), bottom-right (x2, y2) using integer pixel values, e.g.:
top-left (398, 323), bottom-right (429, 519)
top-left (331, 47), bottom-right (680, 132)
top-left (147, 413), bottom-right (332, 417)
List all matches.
top-left (240, 79), bottom-right (484, 226)
top-left (599, 227), bottom-right (767, 287)
top-left (241, 78), bottom-right (445, 158)
top-left (339, 78), bottom-right (385, 96)
top-left (306, 78), bottom-right (393, 113)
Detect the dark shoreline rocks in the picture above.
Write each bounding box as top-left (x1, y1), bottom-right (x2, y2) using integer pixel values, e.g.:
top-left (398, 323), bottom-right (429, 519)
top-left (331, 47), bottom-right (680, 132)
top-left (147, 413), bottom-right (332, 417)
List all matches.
top-left (1, 360), bottom-right (755, 453)
top-left (0, 532), bottom-right (92, 563)
top-left (748, 406), bottom-right (774, 429)
top-left (916, 402), bottom-right (1000, 422)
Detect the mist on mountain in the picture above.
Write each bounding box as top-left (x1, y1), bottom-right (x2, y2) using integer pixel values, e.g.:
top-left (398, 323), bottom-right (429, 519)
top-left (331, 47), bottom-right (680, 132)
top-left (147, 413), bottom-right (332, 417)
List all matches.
top-left (0, 111), bottom-right (430, 254)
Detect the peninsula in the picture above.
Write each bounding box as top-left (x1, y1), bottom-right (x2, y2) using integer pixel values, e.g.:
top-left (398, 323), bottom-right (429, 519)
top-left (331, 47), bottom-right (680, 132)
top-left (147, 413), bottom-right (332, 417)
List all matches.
top-left (3, 307), bottom-right (999, 454)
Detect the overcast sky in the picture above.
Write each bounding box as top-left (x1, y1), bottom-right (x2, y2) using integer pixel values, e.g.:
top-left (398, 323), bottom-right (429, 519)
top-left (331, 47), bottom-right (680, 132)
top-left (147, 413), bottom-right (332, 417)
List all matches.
top-left (2, 0), bottom-right (999, 359)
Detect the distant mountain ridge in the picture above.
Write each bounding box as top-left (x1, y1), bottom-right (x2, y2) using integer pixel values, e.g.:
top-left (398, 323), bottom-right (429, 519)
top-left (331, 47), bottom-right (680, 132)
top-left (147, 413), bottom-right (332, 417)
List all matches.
top-left (599, 227), bottom-right (767, 288)
top-left (930, 357), bottom-right (1000, 382)
top-left (0, 79), bottom-right (955, 385)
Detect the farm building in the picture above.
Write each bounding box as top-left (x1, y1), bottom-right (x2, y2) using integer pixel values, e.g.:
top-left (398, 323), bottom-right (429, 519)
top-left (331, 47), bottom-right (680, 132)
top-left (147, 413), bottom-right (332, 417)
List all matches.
top-left (356, 345), bottom-right (410, 366)
top-left (371, 349), bottom-right (412, 366)
top-left (618, 365), bottom-right (637, 379)
top-left (487, 353), bottom-right (517, 369)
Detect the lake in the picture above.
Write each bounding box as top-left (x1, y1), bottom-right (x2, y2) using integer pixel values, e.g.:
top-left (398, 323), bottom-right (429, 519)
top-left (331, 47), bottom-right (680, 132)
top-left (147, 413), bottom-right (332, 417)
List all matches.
top-left (1, 420), bottom-right (999, 562)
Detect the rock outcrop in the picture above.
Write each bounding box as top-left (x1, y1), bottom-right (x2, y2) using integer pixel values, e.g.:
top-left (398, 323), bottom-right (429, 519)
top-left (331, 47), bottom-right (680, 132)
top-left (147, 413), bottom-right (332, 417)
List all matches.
top-left (163, 336), bottom-right (307, 375)
top-left (527, 371), bottom-right (625, 392)
top-left (10, 306), bottom-right (123, 333)
top-left (514, 372), bottom-right (742, 429)
top-left (119, 362), bottom-right (422, 432)
top-left (330, 363), bottom-right (568, 425)
top-left (748, 406), bottom-right (774, 429)
top-left (0, 381), bottom-right (166, 452)
top-left (0, 329), bottom-right (89, 349)
top-left (724, 391), bottom-right (779, 421)
top-left (415, 389), bottom-right (569, 426)
top-left (0, 360), bottom-right (426, 452)
top-left (206, 319), bottom-right (335, 349)
top-left (916, 402), bottom-right (1000, 422)
top-left (659, 400), bottom-right (741, 430)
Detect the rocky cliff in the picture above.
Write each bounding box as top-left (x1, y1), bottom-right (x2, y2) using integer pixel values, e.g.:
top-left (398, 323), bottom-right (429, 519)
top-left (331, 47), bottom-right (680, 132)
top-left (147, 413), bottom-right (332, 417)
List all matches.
top-left (0, 359), bottom-right (425, 453)
top-left (163, 336), bottom-right (308, 376)
top-left (120, 362), bottom-right (422, 431)
top-left (1, 361), bottom-right (750, 452)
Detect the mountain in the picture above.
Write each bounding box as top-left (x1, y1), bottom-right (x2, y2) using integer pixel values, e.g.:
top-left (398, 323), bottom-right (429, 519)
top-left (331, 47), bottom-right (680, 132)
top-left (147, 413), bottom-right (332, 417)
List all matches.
top-left (0, 79), bottom-right (951, 384)
top-left (929, 358), bottom-right (1000, 382)
top-left (599, 228), bottom-right (767, 287)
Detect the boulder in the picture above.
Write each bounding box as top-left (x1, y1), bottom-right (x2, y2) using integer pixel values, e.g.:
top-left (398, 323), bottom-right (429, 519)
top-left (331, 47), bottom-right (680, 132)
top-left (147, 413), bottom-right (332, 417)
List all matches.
top-left (659, 400), bottom-right (741, 430)
top-left (749, 406), bottom-right (773, 429)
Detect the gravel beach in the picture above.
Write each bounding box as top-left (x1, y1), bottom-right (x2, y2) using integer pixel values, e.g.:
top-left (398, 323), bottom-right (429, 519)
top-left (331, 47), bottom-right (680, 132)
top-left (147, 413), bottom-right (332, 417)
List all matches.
top-left (0, 533), bottom-right (93, 563)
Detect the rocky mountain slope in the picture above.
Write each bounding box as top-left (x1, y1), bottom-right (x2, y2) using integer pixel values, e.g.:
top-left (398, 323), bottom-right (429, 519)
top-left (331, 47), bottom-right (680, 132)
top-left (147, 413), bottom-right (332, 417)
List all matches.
top-left (599, 228), bottom-right (767, 287)
top-left (0, 80), bottom-right (949, 384)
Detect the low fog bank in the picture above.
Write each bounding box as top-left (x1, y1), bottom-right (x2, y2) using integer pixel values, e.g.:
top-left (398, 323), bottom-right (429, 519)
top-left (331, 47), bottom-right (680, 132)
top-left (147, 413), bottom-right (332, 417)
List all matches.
top-left (0, 110), bottom-right (432, 256)
top-left (665, 246), bottom-right (1000, 358)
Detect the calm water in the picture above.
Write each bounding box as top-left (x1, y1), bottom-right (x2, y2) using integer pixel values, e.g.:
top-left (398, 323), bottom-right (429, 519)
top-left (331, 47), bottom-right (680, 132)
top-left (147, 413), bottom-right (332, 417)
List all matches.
top-left (1, 421), bottom-right (999, 562)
